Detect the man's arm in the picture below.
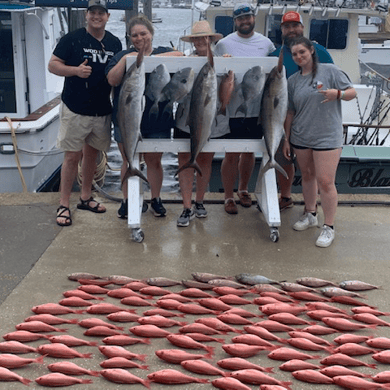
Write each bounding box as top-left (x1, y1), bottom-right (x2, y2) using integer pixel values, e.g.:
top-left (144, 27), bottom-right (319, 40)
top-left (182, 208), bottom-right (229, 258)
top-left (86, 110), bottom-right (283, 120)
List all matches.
top-left (48, 55), bottom-right (92, 79)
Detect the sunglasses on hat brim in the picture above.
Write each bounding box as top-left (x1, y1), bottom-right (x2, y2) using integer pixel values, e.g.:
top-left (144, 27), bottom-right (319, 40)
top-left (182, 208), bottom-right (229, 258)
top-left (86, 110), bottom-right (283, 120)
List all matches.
top-left (233, 6), bottom-right (255, 17)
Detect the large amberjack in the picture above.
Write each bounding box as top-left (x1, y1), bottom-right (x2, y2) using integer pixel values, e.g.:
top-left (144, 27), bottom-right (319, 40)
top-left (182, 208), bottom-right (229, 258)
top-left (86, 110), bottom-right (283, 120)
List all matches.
top-left (258, 51), bottom-right (288, 179)
top-left (176, 45), bottom-right (217, 176)
top-left (117, 47), bottom-right (148, 184)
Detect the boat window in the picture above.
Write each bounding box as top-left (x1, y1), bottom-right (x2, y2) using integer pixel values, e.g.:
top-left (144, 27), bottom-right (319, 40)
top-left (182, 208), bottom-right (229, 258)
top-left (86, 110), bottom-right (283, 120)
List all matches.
top-left (267, 14), bottom-right (283, 46)
top-left (310, 19), bottom-right (348, 49)
top-left (215, 16), bottom-right (234, 37)
top-left (0, 12), bottom-right (16, 113)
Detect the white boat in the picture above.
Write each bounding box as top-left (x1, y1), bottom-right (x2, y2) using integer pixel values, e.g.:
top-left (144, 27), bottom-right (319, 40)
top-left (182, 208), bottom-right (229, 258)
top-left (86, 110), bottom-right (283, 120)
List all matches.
top-left (197, 0), bottom-right (390, 146)
top-left (0, 2), bottom-right (66, 192)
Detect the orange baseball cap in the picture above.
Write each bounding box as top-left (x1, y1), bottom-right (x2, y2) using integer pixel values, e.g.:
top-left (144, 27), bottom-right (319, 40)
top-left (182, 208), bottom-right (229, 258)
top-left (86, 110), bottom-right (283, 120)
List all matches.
top-left (281, 11), bottom-right (303, 25)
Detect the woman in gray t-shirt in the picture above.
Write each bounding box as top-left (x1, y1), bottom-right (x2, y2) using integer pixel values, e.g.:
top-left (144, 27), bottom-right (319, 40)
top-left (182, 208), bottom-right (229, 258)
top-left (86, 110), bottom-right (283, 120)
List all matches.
top-left (283, 37), bottom-right (356, 248)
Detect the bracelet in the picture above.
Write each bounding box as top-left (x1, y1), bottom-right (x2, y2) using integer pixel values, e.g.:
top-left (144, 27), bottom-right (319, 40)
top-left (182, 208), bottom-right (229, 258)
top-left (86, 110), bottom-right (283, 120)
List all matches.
top-left (337, 90), bottom-right (341, 100)
top-left (340, 90), bottom-right (346, 100)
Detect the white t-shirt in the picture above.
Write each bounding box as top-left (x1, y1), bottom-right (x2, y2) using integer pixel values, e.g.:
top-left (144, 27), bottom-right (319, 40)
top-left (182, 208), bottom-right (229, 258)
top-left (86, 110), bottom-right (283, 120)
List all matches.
top-left (214, 32), bottom-right (275, 57)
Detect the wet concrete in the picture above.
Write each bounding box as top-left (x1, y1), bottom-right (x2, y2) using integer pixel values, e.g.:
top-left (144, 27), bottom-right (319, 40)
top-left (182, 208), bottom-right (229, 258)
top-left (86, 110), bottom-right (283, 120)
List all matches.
top-left (0, 191), bottom-right (390, 389)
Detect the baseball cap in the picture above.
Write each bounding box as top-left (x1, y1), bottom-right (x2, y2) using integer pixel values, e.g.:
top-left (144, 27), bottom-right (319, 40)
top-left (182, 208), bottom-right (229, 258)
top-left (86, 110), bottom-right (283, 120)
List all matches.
top-left (233, 3), bottom-right (256, 19)
top-left (281, 11), bottom-right (303, 25)
top-left (87, 0), bottom-right (108, 12)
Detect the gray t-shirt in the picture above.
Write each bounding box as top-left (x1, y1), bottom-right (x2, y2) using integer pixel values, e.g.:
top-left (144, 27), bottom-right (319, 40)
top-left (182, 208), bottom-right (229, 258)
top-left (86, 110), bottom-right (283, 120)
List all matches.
top-left (288, 63), bottom-right (352, 149)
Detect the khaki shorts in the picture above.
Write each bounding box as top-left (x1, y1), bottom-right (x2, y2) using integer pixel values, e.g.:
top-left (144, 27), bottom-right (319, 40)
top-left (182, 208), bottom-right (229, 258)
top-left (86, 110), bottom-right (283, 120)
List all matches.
top-left (57, 102), bottom-right (112, 152)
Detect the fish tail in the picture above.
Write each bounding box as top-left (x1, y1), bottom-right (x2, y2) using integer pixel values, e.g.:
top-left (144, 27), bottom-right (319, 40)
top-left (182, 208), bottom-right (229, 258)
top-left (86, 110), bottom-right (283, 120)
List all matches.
top-left (368, 363), bottom-right (377, 369)
top-left (149, 102), bottom-right (159, 123)
top-left (142, 379), bottom-right (152, 389)
top-left (214, 338), bottom-right (225, 343)
top-left (89, 370), bottom-right (101, 377)
top-left (83, 353), bottom-right (93, 358)
top-left (282, 381), bottom-right (293, 390)
top-left (89, 341), bottom-right (99, 347)
top-left (35, 355), bottom-right (45, 364)
top-left (81, 379), bottom-right (93, 384)
top-left (263, 367), bottom-right (274, 373)
top-left (69, 319), bottom-right (79, 323)
top-left (21, 378), bottom-right (32, 385)
top-left (235, 103), bottom-right (247, 117)
top-left (141, 338), bottom-right (151, 345)
top-left (198, 379), bottom-right (210, 384)
top-left (205, 345), bottom-right (215, 355)
top-left (204, 351), bottom-right (213, 360)
top-left (259, 159), bottom-right (288, 179)
top-left (58, 328), bottom-right (68, 332)
top-left (176, 161), bottom-right (202, 177)
top-left (140, 364), bottom-right (149, 370)
top-left (179, 321), bottom-right (188, 326)
top-left (138, 354), bottom-right (148, 362)
top-left (122, 166), bottom-right (149, 184)
top-left (161, 102), bottom-right (173, 122)
top-left (217, 105), bottom-right (227, 116)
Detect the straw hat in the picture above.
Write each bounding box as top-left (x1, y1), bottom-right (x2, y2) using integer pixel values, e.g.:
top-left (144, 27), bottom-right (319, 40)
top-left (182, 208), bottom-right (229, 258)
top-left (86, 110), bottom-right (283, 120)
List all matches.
top-left (180, 21), bottom-right (223, 43)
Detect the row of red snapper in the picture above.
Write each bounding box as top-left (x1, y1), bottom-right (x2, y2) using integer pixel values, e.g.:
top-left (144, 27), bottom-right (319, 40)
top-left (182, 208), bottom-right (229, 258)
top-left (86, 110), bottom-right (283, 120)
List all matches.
top-left (0, 272), bottom-right (389, 389)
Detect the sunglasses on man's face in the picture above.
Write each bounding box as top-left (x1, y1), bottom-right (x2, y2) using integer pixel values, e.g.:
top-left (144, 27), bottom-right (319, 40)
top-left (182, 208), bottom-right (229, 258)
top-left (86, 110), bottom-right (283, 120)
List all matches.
top-left (233, 6), bottom-right (253, 17)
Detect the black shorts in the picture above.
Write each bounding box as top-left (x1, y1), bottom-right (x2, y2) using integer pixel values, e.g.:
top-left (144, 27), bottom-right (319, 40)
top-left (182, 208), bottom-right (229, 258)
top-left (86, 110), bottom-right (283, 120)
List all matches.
top-left (222, 118), bottom-right (263, 139)
top-left (291, 142), bottom-right (337, 152)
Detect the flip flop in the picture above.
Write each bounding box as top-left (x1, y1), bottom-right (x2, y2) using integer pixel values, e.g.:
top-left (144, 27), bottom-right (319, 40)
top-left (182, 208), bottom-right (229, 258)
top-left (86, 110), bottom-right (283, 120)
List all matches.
top-left (77, 197), bottom-right (106, 213)
top-left (56, 206), bottom-right (72, 226)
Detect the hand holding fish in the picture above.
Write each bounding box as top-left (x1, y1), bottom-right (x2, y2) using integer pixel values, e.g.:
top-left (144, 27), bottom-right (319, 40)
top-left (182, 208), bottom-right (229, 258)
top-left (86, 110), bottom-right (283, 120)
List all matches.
top-left (318, 88), bottom-right (338, 103)
top-left (282, 138), bottom-right (292, 161)
top-left (77, 59), bottom-right (92, 79)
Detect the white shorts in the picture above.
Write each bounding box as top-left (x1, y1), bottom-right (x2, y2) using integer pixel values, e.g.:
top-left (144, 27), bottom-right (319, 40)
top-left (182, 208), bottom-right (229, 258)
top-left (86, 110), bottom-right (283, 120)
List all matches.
top-left (57, 102), bottom-right (112, 152)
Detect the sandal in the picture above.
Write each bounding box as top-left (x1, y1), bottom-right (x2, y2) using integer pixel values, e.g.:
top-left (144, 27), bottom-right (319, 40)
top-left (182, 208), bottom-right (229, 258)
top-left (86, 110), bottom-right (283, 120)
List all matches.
top-left (77, 196), bottom-right (106, 213)
top-left (56, 206), bottom-right (72, 227)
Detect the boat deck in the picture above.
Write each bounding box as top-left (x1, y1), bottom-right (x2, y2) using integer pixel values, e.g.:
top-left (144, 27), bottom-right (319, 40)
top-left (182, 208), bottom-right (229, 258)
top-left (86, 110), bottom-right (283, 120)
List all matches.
top-left (0, 191), bottom-right (390, 389)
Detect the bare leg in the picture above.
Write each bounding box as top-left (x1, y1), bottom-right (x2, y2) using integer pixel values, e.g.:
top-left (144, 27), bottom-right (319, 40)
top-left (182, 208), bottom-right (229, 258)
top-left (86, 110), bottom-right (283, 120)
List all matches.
top-left (294, 148), bottom-right (317, 212)
top-left (58, 150), bottom-right (82, 224)
top-left (238, 152), bottom-right (255, 192)
top-left (313, 148), bottom-right (342, 226)
top-left (143, 152), bottom-right (164, 199)
top-left (195, 152), bottom-right (214, 203)
top-left (177, 152), bottom-right (194, 209)
top-left (278, 163), bottom-right (295, 199)
top-left (80, 144), bottom-right (105, 212)
top-left (221, 152), bottom-right (240, 200)
top-left (117, 142), bottom-right (128, 200)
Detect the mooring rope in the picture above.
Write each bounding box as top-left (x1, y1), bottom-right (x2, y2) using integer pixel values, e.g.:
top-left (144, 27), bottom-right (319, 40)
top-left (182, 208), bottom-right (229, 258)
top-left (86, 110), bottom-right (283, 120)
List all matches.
top-left (5, 117), bottom-right (27, 192)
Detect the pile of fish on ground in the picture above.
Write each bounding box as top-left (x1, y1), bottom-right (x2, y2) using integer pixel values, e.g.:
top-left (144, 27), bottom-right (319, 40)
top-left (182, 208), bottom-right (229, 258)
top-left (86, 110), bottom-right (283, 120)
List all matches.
top-left (0, 272), bottom-right (390, 388)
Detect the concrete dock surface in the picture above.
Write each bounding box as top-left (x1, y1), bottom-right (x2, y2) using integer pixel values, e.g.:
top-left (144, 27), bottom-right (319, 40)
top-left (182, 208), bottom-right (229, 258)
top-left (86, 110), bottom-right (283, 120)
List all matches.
top-left (0, 191), bottom-right (390, 389)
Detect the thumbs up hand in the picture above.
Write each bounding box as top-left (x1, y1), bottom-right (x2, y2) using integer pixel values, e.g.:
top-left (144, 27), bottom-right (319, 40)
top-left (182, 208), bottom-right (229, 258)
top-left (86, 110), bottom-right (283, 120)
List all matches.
top-left (78, 58), bottom-right (92, 78)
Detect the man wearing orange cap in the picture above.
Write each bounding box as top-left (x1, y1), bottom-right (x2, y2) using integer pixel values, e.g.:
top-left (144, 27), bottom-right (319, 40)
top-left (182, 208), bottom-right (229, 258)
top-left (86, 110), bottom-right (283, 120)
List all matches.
top-left (269, 11), bottom-right (333, 212)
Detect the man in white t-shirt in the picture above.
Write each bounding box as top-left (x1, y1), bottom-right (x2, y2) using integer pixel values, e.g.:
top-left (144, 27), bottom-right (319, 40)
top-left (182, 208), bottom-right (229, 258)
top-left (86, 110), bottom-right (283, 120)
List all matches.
top-left (215, 3), bottom-right (275, 214)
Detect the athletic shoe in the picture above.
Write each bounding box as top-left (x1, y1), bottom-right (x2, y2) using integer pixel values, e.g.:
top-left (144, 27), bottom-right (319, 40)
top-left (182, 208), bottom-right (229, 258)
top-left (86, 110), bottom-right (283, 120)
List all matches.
top-left (151, 197), bottom-right (166, 217)
top-left (279, 197), bottom-right (294, 211)
top-left (293, 212), bottom-right (318, 231)
top-left (117, 199), bottom-right (128, 219)
top-left (177, 208), bottom-right (195, 227)
top-left (224, 198), bottom-right (238, 214)
top-left (238, 191), bottom-right (252, 207)
top-left (142, 201), bottom-right (148, 213)
top-left (316, 225), bottom-right (335, 248)
top-left (193, 202), bottom-right (207, 218)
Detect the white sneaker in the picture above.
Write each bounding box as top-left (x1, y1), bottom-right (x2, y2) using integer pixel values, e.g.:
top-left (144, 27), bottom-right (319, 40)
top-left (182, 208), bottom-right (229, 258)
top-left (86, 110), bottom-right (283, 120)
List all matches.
top-left (316, 225), bottom-right (335, 248)
top-left (293, 212), bottom-right (318, 231)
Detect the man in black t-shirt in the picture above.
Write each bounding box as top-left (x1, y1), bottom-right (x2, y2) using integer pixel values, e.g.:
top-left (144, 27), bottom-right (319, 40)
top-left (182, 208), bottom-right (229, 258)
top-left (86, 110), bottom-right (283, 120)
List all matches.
top-left (48, 0), bottom-right (122, 226)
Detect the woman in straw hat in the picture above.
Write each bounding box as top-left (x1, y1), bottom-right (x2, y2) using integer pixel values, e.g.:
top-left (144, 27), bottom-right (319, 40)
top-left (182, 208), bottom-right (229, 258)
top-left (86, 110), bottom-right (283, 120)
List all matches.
top-left (174, 21), bottom-right (233, 227)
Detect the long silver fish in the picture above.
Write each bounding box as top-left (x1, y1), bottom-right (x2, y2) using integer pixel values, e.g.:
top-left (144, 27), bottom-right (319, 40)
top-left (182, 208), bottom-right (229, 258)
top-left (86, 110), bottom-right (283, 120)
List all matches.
top-left (145, 63), bottom-right (171, 122)
top-left (176, 47), bottom-right (217, 176)
top-left (161, 67), bottom-right (195, 119)
top-left (258, 51), bottom-right (288, 179)
top-left (236, 65), bottom-right (265, 117)
top-left (235, 273), bottom-right (280, 285)
top-left (117, 47), bottom-right (148, 184)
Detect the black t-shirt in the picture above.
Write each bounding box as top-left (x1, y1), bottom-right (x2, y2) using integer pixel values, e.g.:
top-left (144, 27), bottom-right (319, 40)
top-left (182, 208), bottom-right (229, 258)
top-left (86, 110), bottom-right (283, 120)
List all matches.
top-left (106, 46), bottom-right (175, 135)
top-left (53, 28), bottom-right (122, 116)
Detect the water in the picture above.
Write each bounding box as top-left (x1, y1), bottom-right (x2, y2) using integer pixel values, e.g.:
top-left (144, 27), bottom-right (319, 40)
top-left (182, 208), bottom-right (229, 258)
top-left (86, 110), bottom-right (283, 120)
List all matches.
top-left (103, 8), bottom-right (200, 194)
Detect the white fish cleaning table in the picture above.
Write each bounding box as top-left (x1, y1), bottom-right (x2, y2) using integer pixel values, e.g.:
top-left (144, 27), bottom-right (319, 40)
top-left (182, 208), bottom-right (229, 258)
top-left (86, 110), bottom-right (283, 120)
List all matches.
top-left (124, 56), bottom-right (281, 242)
top-left (128, 139), bottom-right (281, 243)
